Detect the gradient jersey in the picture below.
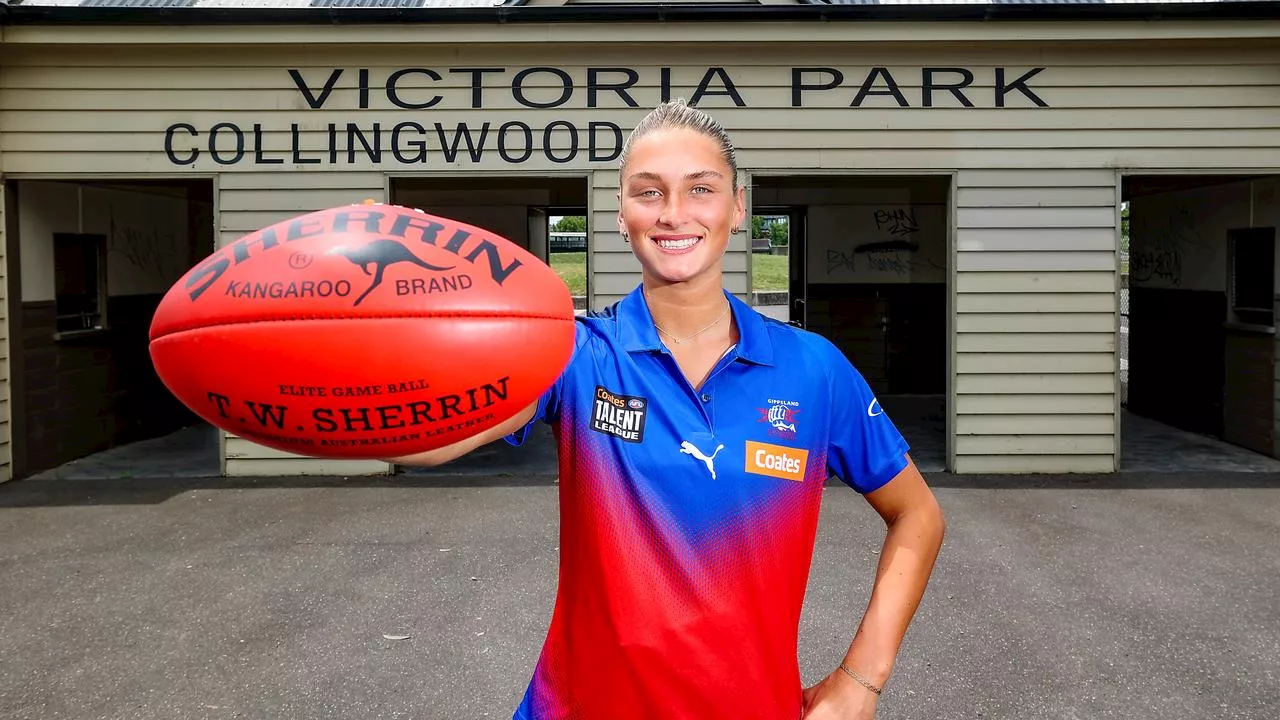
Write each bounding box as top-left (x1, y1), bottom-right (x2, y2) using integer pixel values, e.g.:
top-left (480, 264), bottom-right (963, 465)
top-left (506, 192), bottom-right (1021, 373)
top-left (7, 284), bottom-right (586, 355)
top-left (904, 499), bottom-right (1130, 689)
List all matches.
top-left (505, 285), bottom-right (910, 720)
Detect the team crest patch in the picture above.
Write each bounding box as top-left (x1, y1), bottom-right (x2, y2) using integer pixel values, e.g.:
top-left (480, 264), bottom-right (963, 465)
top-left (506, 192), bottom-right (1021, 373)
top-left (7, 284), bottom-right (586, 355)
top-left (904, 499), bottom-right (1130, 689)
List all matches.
top-left (757, 398), bottom-right (801, 440)
top-left (591, 386), bottom-right (648, 443)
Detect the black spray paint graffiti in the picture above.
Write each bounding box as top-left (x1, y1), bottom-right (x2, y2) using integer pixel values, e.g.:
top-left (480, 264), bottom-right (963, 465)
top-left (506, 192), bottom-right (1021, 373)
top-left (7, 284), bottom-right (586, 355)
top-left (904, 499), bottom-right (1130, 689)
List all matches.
top-left (1129, 202), bottom-right (1212, 287)
top-left (873, 208), bottom-right (920, 238)
top-left (824, 209), bottom-right (938, 277)
top-left (1129, 248), bottom-right (1183, 286)
top-left (108, 210), bottom-right (187, 282)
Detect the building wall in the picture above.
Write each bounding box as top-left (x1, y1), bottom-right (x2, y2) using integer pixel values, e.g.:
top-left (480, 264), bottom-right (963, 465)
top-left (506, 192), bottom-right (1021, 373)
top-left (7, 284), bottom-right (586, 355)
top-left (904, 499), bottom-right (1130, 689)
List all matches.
top-left (1, 23), bottom-right (1279, 474)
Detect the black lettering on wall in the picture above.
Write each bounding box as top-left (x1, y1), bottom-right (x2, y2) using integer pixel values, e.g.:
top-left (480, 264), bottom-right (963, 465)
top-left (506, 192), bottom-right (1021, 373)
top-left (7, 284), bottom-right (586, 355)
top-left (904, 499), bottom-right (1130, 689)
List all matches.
top-left (997, 67), bottom-right (1048, 107)
top-left (498, 121), bottom-right (533, 163)
top-left (791, 67), bottom-right (843, 107)
top-left (589, 121), bottom-right (623, 162)
top-left (392, 121), bottom-right (428, 163)
top-left (290, 123), bottom-right (321, 164)
top-left (853, 67), bottom-right (909, 108)
top-left (545, 120), bottom-right (578, 164)
top-left (387, 68), bottom-right (443, 109)
top-left (449, 67), bottom-right (505, 108)
top-left (347, 122), bottom-right (381, 163)
top-left (358, 68), bottom-right (371, 109)
top-left (289, 68), bottom-right (343, 109)
top-left (253, 123), bottom-right (284, 164)
top-left (513, 67), bottom-right (573, 109)
top-left (163, 65), bottom-right (1054, 168)
top-left (690, 67), bottom-right (745, 107)
top-left (165, 123), bottom-right (198, 165)
top-left (922, 67), bottom-right (975, 108)
top-left (209, 122), bottom-right (245, 165)
top-left (436, 122), bottom-right (490, 163)
top-left (587, 68), bottom-right (640, 108)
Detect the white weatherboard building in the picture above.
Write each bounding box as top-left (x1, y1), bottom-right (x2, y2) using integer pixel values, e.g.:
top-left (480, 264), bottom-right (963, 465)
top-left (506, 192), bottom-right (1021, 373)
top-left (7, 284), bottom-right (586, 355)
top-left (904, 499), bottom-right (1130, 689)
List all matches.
top-left (1, 0), bottom-right (1279, 480)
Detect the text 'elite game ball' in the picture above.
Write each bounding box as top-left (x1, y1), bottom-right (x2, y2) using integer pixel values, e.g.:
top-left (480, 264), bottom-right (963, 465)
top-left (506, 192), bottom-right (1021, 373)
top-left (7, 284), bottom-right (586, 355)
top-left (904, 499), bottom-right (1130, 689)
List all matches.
top-left (148, 203), bottom-right (577, 459)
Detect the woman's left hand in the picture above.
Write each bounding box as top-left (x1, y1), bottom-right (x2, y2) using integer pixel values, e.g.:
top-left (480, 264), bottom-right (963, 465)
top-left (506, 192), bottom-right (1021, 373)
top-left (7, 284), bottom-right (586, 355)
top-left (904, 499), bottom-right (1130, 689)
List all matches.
top-left (800, 669), bottom-right (879, 720)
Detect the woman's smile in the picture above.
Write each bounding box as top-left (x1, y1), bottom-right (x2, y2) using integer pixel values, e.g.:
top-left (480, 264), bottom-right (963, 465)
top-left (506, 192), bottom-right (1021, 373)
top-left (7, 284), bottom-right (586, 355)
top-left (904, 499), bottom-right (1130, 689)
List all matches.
top-left (651, 234), bottom-right (703, 254)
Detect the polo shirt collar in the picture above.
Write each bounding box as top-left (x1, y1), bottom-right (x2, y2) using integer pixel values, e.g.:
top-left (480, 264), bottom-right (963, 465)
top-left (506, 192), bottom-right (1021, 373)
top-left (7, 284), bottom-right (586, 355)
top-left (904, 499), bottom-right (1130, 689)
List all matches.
top-left (615, 283), bottom-right (775, 366)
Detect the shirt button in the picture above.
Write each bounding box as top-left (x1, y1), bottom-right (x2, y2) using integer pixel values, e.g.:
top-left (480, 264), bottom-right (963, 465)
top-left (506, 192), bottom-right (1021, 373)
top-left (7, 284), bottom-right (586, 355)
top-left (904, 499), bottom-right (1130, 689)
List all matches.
top-left (701, 394), bottom-right (712, 403)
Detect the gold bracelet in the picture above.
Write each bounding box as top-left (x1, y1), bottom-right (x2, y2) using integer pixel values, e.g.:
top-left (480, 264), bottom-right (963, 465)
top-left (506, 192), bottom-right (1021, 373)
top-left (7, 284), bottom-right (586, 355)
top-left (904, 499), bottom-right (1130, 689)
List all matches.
top-left (838, 663), bottom-right (883, 696)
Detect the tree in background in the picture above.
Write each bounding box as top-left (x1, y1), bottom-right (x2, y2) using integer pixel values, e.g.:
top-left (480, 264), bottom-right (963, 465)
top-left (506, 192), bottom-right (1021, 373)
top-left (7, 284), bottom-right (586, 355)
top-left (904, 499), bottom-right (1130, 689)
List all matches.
top-left (552, 216), bottom-right (587, 233)
top-left (752, 216), bottom-right (789, 247)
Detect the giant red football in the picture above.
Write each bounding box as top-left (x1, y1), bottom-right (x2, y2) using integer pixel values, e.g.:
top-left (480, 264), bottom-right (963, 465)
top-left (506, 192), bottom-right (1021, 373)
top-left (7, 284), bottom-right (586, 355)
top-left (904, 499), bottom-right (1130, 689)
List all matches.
top-left (148, 202), bottom-right (577, 460)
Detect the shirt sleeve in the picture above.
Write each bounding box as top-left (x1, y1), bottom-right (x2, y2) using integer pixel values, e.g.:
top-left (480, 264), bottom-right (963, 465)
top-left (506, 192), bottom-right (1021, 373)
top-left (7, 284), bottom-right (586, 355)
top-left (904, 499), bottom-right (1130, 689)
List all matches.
top-left (822, 338), bottom-right (911, 494)
top-left (504, 319), bottom-right (590, 447)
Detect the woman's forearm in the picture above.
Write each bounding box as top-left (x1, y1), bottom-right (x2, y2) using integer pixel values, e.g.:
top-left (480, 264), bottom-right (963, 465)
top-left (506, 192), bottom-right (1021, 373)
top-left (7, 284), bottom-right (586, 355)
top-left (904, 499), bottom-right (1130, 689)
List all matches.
top-left (840, 499), bottom-right (946, 688)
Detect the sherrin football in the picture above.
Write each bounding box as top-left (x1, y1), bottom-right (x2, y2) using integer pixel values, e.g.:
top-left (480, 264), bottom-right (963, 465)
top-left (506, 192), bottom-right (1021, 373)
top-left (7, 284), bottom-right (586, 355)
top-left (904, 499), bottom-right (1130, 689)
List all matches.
top-left (148, 203), bottom-right (577, 459)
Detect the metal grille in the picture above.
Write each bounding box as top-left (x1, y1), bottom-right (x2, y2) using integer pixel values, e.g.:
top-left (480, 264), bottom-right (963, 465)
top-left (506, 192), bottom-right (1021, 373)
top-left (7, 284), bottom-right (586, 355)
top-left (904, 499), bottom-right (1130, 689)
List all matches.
top-left (1120, 273), bottom-right (1129, 406)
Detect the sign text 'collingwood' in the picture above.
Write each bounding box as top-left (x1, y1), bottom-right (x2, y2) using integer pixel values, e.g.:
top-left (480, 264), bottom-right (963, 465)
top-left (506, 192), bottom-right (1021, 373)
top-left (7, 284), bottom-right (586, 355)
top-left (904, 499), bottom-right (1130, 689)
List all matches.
top-left (162, 65), bottom-right (1049, 167)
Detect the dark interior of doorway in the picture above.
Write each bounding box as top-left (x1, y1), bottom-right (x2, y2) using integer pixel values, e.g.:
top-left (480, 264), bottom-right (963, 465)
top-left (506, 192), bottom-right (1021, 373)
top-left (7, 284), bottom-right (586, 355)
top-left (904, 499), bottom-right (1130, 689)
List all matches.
top-left (5, 178), bottom-right (215, 481)
top-left (751, 174), bottom-right (950, 472)
top-left (388, 175), bottom-right (588, 478)
top-left (1121, 173), bottom-right (1280, 471)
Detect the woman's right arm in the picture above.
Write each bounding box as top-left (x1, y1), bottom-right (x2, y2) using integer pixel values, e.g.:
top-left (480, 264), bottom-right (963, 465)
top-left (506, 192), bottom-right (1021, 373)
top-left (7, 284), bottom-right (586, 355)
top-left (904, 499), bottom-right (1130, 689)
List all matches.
top-left (381, 400), bottom-right (540, 468)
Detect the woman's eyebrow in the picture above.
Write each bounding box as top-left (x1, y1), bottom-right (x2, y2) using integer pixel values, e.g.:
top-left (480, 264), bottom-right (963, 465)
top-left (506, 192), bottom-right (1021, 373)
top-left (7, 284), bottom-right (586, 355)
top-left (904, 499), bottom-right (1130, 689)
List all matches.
top-left (626, 170), bottom-right (725, 184)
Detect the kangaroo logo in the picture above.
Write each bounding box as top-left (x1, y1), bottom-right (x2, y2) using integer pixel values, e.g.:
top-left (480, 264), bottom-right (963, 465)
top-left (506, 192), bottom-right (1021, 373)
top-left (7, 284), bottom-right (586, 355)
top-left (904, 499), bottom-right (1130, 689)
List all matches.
top-left (680, 440), bottom-right (725, 480)
top-left (326, 239), bottom-right (455, 306)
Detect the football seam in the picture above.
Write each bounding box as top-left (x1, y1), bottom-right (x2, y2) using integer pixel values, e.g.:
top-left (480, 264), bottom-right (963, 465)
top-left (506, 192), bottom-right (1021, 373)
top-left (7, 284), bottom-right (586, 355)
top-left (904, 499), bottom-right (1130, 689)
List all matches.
top-left (150, 310), bottom-right (574, 340)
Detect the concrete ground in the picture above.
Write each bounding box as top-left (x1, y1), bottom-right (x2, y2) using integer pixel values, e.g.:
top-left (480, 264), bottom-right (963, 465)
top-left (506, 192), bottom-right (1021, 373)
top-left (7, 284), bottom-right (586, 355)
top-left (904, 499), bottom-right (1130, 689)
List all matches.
top-left (1, 471), bottom-right (1277, 720)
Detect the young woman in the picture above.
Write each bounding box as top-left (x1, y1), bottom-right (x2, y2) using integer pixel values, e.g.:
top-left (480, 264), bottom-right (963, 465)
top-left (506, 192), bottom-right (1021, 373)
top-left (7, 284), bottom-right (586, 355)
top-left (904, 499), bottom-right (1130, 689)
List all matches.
top-left (391, 99), bottom-right (946, 720)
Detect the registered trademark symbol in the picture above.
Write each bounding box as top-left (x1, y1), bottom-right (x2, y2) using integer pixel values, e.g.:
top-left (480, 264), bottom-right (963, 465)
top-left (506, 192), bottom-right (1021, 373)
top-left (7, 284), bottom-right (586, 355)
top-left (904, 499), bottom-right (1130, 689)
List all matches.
top-left (289, 252), bottom-right (313, 269)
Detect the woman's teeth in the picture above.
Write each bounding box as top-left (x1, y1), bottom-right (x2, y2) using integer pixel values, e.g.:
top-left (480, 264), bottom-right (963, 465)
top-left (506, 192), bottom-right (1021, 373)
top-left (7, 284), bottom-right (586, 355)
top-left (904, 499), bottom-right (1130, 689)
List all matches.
top-left (656, 237), bottom-right (699, 251)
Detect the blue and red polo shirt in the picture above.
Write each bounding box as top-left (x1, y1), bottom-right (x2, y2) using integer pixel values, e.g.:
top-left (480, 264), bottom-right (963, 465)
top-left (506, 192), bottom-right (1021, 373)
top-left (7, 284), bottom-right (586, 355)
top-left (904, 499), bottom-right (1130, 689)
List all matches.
top-left (504, 284), bottom-right (910, 720)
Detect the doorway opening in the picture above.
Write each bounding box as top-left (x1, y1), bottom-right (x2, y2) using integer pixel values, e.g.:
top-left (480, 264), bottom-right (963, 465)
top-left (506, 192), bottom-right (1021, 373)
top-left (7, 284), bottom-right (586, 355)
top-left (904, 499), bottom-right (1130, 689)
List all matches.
top-left (751, 174), bottom-right (950, 472)
top-left (388, 174), bottom-right (590, 477)
top-left (5, 178), bottom-right (218, 481)
top-left (1121, 173), bottom-right (1280, 472)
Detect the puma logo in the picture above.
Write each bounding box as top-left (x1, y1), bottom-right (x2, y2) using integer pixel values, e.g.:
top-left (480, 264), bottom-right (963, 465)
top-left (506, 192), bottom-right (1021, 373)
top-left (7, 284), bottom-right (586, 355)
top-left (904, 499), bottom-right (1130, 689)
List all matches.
top-left (327, 239), bottom-right (455, 306)
top-left (680, 440), bottom-right (725, 480)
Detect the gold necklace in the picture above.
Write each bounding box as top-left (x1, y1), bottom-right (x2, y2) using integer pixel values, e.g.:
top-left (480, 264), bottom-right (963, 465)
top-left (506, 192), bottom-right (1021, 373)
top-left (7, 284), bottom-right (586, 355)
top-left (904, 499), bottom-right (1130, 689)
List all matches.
top-left (653, 302), bottom-right (730, 344)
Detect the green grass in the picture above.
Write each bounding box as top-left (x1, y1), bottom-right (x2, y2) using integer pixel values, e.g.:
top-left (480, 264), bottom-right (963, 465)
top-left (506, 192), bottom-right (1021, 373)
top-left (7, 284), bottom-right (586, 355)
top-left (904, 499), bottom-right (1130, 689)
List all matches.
top-left (751, 253), bottom-right (789, 292)
top-left (550, 252), bottom-right (587, 296)
top-left (549, 250), bottom-right (790, 295)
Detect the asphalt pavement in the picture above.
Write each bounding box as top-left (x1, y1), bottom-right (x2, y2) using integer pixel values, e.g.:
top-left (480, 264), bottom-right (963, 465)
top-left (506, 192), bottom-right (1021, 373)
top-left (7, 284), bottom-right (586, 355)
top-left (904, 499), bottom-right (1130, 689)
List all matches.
top-left (1, 471), bottom-right (1278, 720)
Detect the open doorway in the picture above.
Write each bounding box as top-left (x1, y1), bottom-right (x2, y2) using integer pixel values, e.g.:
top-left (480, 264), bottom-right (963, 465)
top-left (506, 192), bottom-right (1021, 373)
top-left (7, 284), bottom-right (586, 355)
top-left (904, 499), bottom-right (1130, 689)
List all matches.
top-left (1121, 173), bottom-right (1280, 472)
top-left (751, 174), bottom-right (950, 472)
top-left (5, 177), bottom-right (218, 480)
top-left (389, 174), bottom-right (589, 477)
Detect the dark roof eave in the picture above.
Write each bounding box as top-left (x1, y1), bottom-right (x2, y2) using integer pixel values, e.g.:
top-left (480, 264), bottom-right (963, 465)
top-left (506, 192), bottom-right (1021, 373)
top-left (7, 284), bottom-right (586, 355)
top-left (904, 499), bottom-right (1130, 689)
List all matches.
top-left (4, 2), bottom-right (1280, 26)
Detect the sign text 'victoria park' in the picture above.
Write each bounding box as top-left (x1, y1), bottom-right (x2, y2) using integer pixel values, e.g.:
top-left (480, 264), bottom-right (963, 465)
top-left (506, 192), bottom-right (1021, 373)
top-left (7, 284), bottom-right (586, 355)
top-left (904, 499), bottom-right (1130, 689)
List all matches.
top-left (163, 65), bottom-right (1050, 167)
